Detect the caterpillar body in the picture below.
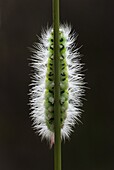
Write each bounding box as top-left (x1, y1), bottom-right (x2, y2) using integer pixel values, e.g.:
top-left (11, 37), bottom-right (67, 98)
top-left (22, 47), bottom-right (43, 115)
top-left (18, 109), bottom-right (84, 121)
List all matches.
top-left (29, 24), bottom-right (85, 143)
top-left (45, 30), bottom-right (69, 133)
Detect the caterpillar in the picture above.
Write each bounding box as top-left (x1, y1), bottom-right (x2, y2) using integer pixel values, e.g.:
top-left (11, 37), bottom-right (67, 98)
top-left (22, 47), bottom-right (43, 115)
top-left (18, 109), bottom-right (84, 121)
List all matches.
top-left (29, 24), bottom-right (85, 144)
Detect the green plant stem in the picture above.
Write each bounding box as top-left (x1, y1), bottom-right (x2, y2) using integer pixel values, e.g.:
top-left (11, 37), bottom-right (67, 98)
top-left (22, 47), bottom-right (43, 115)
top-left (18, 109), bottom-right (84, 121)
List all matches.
top-left (53, 0), bottom-right (61, 170)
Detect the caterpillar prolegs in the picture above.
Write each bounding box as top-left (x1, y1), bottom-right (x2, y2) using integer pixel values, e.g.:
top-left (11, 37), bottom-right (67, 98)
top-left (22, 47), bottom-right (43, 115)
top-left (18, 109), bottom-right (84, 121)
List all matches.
top-left (29, 25), bottom-right (85, 143)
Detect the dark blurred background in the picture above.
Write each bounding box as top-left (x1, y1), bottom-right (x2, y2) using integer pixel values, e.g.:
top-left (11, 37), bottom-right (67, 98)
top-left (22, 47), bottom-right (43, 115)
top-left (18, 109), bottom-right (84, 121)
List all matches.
top-left (0, 0), bottom-right (114, 169)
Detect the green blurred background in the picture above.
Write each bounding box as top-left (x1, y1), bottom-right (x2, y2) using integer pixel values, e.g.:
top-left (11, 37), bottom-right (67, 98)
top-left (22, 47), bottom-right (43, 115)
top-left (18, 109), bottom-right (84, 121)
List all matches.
top-left (0, 0), bottom-right (114, 169)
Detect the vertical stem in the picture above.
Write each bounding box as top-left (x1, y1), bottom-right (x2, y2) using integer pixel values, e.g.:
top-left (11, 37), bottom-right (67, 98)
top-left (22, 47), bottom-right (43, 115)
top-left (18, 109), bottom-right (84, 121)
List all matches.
top-left (53, 0), bottom-right (61, 170)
